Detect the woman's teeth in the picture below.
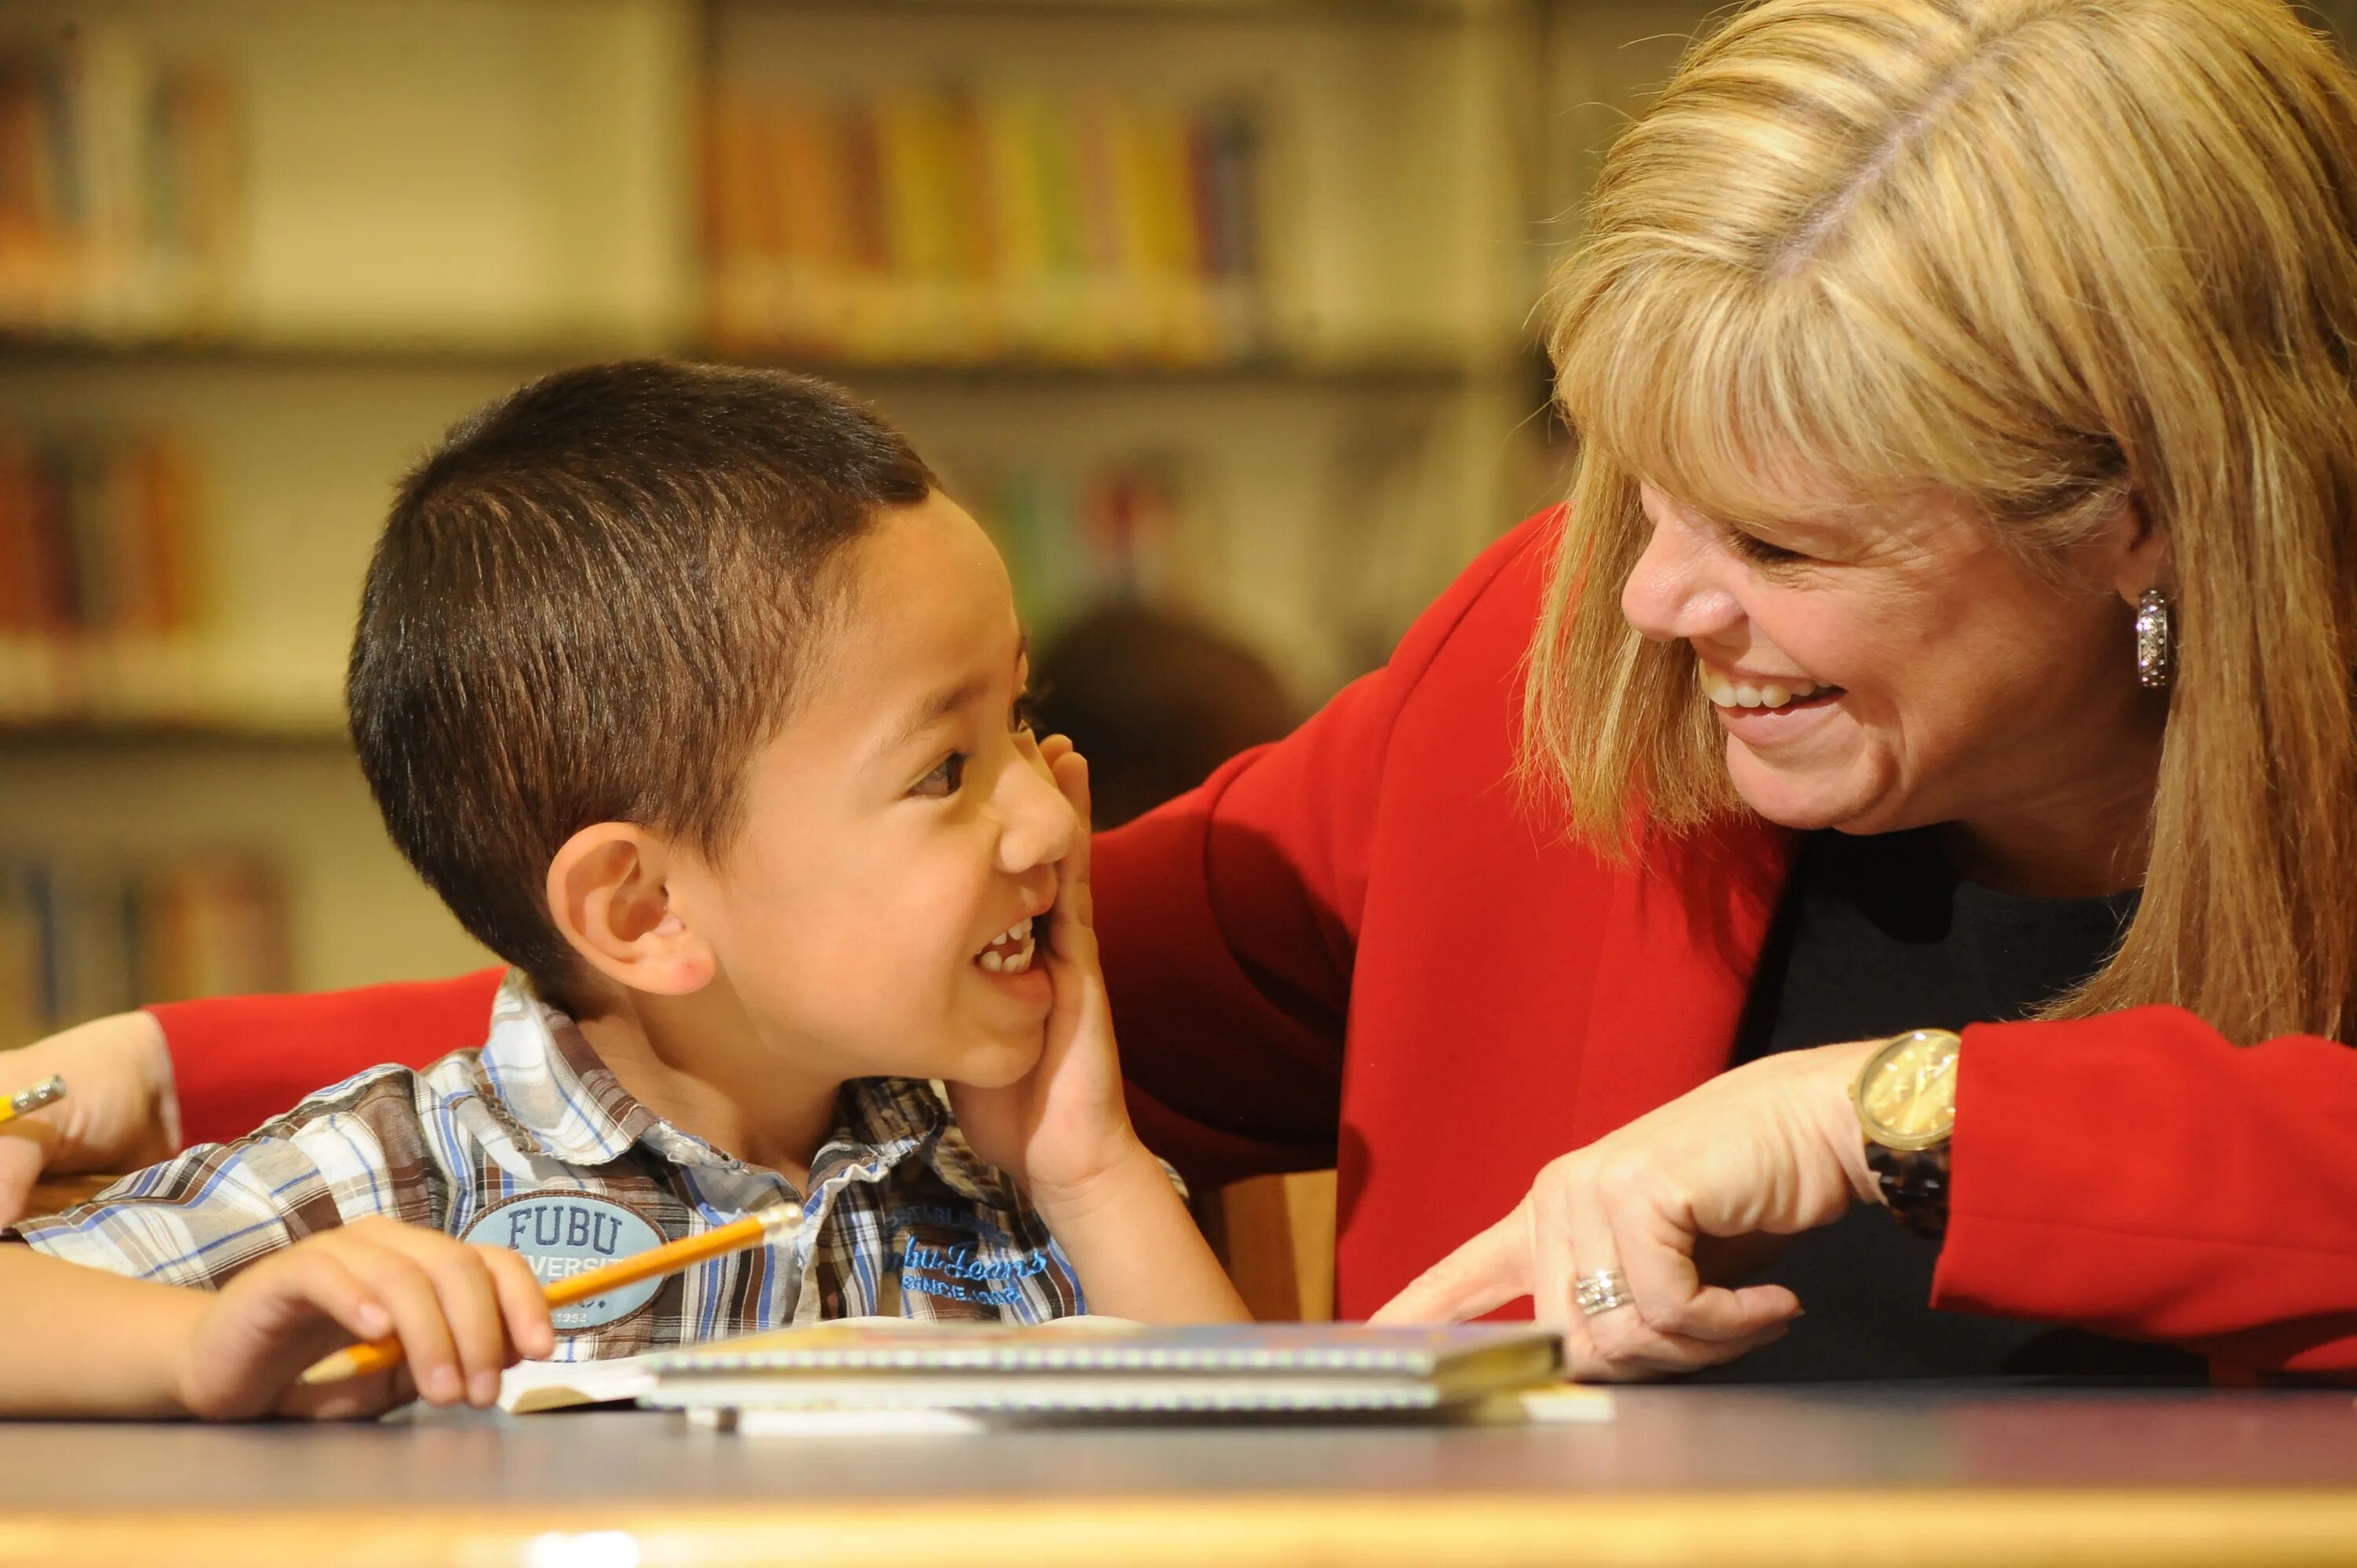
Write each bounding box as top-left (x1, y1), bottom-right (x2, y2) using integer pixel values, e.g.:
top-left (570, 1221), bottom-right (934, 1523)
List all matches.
top-left (1697, 663), bottom-right (1835, 711)
top-left (976, 917), bottom-right (1036, 974)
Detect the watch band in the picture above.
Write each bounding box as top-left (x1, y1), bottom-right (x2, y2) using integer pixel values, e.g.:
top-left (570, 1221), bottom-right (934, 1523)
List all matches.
top-left (1864, 1138), bottom-right (1950, 1240)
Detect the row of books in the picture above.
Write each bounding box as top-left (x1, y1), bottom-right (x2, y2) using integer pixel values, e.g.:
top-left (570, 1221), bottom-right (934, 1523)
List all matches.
top-left (0, 29), bottom-right (243, 338)
top-left (963, 456), bottom-right (1189, 629)
top-left (0, 425), bottom-right (214, 724)
top-left (0, 429), bottom-right (201, 639)
top-left (705, 87), bottom-right (1264, 365)
top-left (0, 855), bottom-right (288, 1046)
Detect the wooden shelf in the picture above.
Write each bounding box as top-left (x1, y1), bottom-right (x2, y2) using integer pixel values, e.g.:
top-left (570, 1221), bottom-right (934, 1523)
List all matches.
top-left (0, 720), bottom-right (349, 749)
top-left (726, 0), bottom-right (1494, 24)
top-left (0, 332), bottom-right (659, 375)
top-left (731, 349), bottom-right (1494, 388)
top-left (0, 647), bottom-right (348, 748)
top-left (0, 333), bottom-right (1498, 388)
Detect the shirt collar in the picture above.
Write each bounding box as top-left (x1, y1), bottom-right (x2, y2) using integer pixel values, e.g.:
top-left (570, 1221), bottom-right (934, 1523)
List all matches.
top-left (476, 973), bottom-right (662, 1166)
top-left (475, 974), bottom-right (1007, 1210)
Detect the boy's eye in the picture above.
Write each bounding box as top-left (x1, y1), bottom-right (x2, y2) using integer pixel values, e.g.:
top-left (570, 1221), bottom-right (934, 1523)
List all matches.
top-left (915, 752), bottom-right (968, 798)
top-left (1010, 689), bottom-right (1044, 735)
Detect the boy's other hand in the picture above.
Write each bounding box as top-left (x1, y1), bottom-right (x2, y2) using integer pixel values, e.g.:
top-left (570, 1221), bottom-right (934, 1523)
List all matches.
top-left (948, 735), bottom-right (1150, 1213)
top-left (0, 1012), bottom-right (179, 1226)
top-left (176, 1216), bottom-right (555, 1421)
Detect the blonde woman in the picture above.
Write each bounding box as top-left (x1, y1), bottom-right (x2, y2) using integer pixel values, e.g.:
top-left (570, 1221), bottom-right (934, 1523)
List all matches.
top-left (9, 0), bottom-right (2357, 1383)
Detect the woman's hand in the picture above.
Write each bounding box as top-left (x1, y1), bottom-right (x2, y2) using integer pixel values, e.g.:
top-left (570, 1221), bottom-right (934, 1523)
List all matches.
top-left (0, 1011), bottom-right (181, 1226)
top-left (1370, 1039), bottom-right (1884, 1381)
top-left (948, 734), bottom-right (1149, 1209)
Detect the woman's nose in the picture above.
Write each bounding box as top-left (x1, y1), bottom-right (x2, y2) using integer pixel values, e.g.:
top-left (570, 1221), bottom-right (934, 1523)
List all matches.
top-left (1621, 509), bottom-right (1744, 643)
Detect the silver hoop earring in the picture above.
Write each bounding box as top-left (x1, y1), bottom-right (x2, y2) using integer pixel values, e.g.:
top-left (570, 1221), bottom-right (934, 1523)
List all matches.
top-left (2135, 588), bottom-right (2175, 691)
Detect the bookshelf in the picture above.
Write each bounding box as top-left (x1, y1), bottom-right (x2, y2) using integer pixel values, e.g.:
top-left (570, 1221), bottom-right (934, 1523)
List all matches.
top-left (0, 0), bottom-right (1696, 1021)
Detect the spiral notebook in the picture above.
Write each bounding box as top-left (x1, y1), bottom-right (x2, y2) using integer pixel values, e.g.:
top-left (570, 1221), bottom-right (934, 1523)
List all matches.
top-left (496, 1315), bottom-right (1120, 1414)
top-left (636, 1321), bottom-right (1569, 1420)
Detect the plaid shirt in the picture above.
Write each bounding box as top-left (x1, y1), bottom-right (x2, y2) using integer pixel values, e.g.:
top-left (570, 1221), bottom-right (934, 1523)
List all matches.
top-left (5, 974), bottom-right (1095, 1358)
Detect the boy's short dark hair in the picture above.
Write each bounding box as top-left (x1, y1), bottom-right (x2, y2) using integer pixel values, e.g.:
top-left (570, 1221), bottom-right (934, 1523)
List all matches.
top-left (349, 360), bottom-right (936, 1004)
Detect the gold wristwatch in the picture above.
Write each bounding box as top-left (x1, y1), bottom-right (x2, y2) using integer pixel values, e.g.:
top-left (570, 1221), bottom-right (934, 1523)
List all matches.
top-left (1852, 1028), bottom-right (1962, 1239)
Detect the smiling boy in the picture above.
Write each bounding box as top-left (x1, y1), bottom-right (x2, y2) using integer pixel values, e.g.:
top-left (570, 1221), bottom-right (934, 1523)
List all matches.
top-left (0, 362), bottom-right (1246, 1420)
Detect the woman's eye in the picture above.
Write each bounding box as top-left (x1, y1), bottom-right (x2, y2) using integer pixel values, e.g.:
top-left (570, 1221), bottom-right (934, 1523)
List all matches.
top-left (1730, 529), bottom-right (1807, 566)
top-left (915, 752), bottom-right (968, 799)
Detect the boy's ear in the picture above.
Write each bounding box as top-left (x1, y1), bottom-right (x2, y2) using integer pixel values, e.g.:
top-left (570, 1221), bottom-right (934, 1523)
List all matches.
top-left (545, 823), bottom-right (714, 997)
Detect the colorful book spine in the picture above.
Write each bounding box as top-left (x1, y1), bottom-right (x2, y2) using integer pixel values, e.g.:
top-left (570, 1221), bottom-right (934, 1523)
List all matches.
top-left (955, 455), bottom-right (1187, 633)
top-left (0, 854), bottom-right (288, 1047)
top-left (0, 26), bottom-right (243, 339)
top-left (0, 427), bottom-right (203, 724)
top-left (704, 85), bottom-right (1265, 366)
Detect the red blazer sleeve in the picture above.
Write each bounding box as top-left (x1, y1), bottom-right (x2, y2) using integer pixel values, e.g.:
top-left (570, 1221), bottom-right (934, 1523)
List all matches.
top-left (151, 969), bottom-right (504, 1147)
top-left (1934, 1006), bottom-right (2357, 1376)
top-left (1096, 515), bottom-right (1555, 1194)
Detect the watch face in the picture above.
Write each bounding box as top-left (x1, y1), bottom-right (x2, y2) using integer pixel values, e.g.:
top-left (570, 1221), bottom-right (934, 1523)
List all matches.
top-left (1856, 1030), bottom-right (1961, 1150)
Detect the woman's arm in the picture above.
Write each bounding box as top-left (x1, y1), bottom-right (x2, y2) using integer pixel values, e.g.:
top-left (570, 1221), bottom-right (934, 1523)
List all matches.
top-left (1936, 1007), bottom-right (2357, 1376)
top-left (0, 972), bottom-right (504, 1225)
top-left (151, 972), bottom-right (504, 1147)
top-left (1375, 1003), bottom-right (2357, 1381)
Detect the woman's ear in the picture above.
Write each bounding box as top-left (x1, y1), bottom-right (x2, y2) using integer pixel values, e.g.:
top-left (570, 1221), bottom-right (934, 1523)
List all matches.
top-left (2106, 493), bottom-right (2167, 605)
top-left (544, 824), bottom-right (715, 997)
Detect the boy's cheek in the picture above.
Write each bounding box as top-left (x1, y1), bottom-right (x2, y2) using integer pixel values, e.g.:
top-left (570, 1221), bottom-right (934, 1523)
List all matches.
top-left (735, 924), bottom-right (968, 1029)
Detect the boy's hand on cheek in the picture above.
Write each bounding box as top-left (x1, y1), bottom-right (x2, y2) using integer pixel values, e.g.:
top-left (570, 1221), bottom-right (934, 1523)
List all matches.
top-left (948, 741), bottom-right (1153, 1214)
top-left (175, 1217), bottom-right (554, 1421)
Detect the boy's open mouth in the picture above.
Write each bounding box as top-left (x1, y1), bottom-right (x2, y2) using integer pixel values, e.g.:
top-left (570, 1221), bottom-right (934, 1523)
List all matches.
top-left (975, 916), bottom-right (1037, 974)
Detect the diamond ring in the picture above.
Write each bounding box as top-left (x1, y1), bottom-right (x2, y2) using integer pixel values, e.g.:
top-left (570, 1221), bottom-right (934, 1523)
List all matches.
top-left (1574, 1266), bottom-right (1635, 1317)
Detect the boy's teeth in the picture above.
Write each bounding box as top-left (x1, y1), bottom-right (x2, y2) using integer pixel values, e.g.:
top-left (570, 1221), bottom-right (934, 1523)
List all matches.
top-left (975, 917), bottom-right (1038, 970)
top-left (978, 936), bottom-right (1037, 975)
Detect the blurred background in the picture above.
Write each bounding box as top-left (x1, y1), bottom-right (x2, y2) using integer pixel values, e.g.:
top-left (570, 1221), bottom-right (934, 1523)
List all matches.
top-left (6, 0), bottom-right (2355, 1045)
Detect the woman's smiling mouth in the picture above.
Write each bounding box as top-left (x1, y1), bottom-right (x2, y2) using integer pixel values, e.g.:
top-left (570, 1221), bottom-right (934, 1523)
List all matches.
top-left (1696, 657), bottom-right (1845, 713)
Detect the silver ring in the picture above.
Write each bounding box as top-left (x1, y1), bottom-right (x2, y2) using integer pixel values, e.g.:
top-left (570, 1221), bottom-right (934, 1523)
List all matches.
top-left (1574, 1267), bottom-right (1634, 1317)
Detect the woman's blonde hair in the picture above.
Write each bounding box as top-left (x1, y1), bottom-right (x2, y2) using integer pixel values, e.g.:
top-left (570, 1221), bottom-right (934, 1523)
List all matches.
top-left (1530, 0), bottom-right (2357, 1044)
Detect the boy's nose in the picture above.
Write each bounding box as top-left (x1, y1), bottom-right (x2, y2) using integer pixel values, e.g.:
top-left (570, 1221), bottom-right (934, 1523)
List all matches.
top-left (999, 746), bottom-right (1081, 873)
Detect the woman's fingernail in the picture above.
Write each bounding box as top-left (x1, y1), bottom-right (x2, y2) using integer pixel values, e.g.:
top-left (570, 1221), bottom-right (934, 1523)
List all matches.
top-left (357, 1306), bottom-right (391, 1338)
top-left (471, 1372), bottom-right (500, 1406)
top-left (427, 1365), bottom-right (462, 1403)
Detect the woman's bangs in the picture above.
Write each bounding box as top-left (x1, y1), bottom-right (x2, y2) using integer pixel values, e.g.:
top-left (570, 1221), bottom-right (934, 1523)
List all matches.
top-left (1557, 266), bottom-right (1984, 529)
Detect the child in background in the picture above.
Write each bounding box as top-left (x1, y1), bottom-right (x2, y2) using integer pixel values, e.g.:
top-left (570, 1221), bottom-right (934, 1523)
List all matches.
top-left (1032, 605), bottom-right (1297, 830)
top-left (0, 361), bottom-right (1247, 1420)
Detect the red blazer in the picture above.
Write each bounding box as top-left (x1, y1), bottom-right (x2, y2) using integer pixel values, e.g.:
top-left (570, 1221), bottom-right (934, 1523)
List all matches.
top-left (153, 513), bottom-right (2357, 1375)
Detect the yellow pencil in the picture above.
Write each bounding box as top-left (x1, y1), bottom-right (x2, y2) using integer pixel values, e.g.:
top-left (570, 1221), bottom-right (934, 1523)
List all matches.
top-left (0, 1075), bottom-right (65, 1127)
top-left (298, 1203), bottom-right (804, 1387)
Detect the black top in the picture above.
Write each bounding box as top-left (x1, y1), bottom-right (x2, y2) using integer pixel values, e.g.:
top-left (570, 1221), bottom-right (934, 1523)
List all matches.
top-left (1703, 827), bottom-right (2205, 1382)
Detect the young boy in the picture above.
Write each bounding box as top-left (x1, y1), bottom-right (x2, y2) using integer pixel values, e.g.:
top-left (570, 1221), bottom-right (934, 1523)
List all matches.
top-left (0, 361), bottom-right (1247, 1420)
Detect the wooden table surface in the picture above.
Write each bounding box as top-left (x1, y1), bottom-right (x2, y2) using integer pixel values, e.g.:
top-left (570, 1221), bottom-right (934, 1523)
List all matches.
top-left (5, 1383), bottom-right (2355, 1567)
